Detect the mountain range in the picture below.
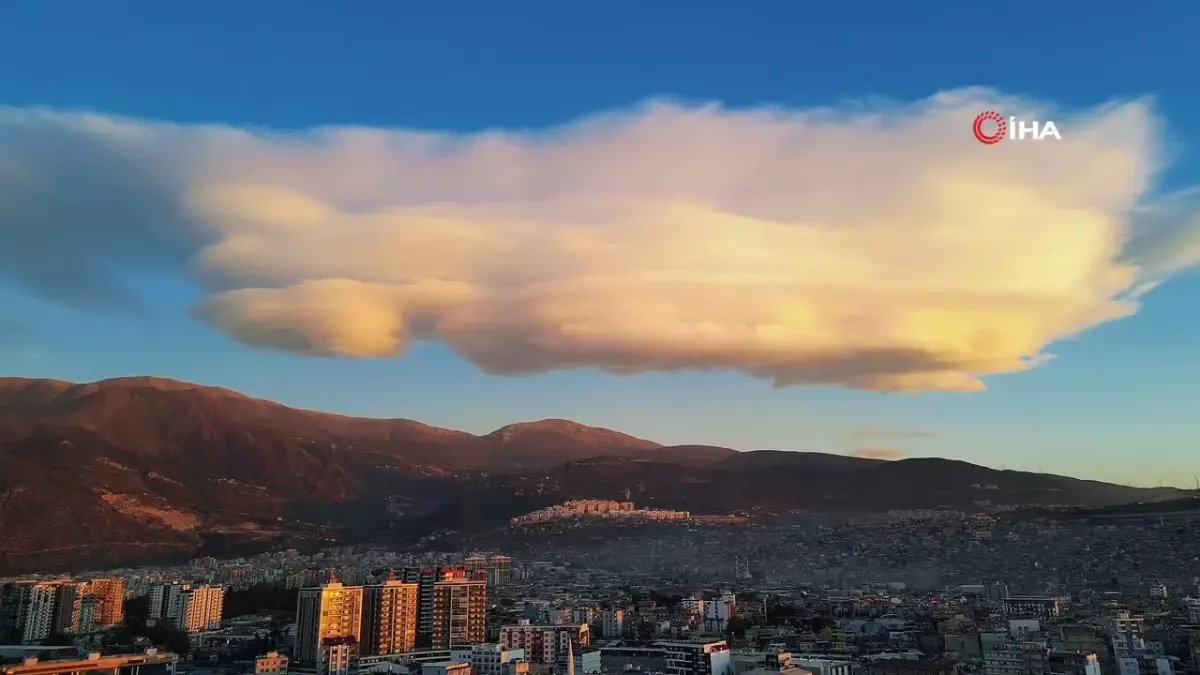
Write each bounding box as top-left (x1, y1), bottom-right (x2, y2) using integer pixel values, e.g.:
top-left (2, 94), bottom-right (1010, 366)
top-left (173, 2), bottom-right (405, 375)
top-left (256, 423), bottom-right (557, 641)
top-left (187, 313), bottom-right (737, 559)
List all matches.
top-left (0, 376), bottom-right (1186, 574)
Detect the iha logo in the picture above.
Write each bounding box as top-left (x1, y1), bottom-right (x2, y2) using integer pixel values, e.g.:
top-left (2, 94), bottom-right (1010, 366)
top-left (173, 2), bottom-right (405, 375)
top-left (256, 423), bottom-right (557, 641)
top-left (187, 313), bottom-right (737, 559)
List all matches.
top-left (973, 110), bottom-right (1061, 144)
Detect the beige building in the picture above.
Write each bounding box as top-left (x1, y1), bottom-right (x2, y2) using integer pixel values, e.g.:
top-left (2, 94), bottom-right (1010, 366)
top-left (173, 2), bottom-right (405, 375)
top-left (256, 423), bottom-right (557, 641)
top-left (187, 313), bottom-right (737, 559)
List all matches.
top-left (179, 586), bottom-right (224, 633)
top-left (255, 651), bottom-right (289, 675)
top-left (361, 577), bottom-right (419, 655)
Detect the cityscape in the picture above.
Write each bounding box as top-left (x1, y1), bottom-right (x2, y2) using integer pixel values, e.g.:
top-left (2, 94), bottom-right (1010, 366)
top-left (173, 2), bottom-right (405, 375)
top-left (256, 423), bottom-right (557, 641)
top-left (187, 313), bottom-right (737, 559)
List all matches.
top-left (4, 508), bottom-right (1200, 675)
top-left (2, 5), bottom-right (1200, 675)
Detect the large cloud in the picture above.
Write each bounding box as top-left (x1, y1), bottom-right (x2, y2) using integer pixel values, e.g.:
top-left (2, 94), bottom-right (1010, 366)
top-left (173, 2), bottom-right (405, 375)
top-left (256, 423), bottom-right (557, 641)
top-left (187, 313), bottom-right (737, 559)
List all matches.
top-left (2, 90), bottom-right (1199, 391)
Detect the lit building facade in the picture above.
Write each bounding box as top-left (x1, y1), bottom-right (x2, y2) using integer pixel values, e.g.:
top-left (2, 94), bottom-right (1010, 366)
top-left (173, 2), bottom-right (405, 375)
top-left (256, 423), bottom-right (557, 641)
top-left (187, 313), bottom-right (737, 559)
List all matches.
top-left (295, 580), bottom-right (364, 664)
top-left (81, 579), bottom-right (125, 627)
top-left (362, 578), bottom-right (420, 655)
top-left (255, 651), bottom-right (289, 675)
top-left (179, 586), bottom-right (225, 632)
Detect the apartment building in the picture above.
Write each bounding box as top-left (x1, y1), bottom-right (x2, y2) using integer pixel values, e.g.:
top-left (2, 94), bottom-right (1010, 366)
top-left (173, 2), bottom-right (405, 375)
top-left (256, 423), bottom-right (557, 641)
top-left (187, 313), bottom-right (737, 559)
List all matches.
top-left (430, 579), bottom-right (487, 649)
top-left (499, 623), bottom-right (590, 665)
top-left (361, 577), bottom-right (419, 655)
top-left (255, 650), bottom-right (290, 675)
top-left (179, 586), bottom-right (225, 632)
top-left (81, 579), bottom-right (125, 627)
top-left (295, 580), bottom-right (364, 664)
top-left (21, 584), bottom-right (59, 644)
top-left (657, 640), bottom-right (732, 675)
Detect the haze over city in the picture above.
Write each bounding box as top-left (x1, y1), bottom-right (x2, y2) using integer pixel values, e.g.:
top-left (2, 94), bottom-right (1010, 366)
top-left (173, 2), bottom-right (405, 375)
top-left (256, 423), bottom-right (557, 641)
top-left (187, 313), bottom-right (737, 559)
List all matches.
top-left (2, 2), bottom-right (1199, 488)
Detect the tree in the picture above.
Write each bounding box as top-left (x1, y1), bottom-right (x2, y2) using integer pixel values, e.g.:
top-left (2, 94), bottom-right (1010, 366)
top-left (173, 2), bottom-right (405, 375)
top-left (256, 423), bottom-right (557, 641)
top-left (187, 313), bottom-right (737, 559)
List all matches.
top-left (726, 617), bottom-right (749, 640)
top-left (223, 584), bottom-right (299, 618)
top-left (164, 630), bottom-right (191, 656)
top-left (40, 633), bottom-right (74, 646)
top-left (124, 595), bottom-right (150, 624)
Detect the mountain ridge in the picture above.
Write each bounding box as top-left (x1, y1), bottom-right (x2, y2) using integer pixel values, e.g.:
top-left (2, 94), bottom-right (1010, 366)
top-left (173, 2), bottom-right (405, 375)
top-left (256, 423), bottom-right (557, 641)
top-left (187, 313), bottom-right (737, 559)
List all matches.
top-left (0, 375), bottom-right (1188, 574)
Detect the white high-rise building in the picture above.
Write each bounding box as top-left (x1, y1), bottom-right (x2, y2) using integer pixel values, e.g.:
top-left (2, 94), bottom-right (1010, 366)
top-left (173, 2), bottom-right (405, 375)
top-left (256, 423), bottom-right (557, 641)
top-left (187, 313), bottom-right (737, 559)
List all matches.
top-left (1107, 611), bottom-right (1146, 659)
top-left (148, 582), bottom-right (224, 632)
top-left (148, 582), bottom-right (189, 624)
top-left (704, 594), bottom-right (736, 633)
top-left (21, 583), bottom-right (59, 643)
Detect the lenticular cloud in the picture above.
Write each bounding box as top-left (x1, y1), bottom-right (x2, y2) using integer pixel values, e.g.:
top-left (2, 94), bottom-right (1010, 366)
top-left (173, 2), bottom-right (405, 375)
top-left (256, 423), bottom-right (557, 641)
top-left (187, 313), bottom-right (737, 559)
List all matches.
top-left (1, 90), bottom-right (1198, 392)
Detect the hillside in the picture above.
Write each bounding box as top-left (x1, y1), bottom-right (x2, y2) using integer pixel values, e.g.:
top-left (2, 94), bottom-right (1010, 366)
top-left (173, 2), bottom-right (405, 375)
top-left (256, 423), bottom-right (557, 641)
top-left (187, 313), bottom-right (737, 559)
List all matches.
top-left (0, 376), bottom-right (1185, 573)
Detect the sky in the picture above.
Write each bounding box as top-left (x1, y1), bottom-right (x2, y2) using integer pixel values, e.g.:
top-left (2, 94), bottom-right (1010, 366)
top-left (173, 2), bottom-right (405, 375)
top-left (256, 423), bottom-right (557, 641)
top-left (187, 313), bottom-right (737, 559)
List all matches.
top-left (1, 1), bottom-right (1199, 487)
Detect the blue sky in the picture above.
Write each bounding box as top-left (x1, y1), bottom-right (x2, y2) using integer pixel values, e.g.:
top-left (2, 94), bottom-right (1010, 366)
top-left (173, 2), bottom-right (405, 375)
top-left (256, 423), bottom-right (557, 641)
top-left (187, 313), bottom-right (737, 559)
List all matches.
top-left (1, 1), bottom-right (1198, 487)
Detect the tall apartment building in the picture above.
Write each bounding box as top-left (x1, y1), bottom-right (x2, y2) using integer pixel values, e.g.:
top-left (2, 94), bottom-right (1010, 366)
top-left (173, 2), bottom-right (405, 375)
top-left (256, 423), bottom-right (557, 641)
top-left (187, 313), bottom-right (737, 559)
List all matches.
top-left (361, 577), bottom-right (420, 655)
top-left (487, 556), bottom-right (513, 587)
top-left (430, 579), bottom-right (487, 649)
top-left (601, 609), bottom-right (625, 638)
top-left (0, 584), bottom-right (26, 641)
top-left (498, 623), bottom-right (590, 665)
top-left (51, 583), bottom-right (83, 636)
top-left (295, 579), bottom-right (365, 664)
top-left (82, 578), bottom-right (126, 627)
top-left (77, 597), bottom-right (101, 635)
top-left (147, 583), bottom-right (224, 632)
top-left (21, 583), bottom-right (59, 643)
top-left (462, 555), bottom-right (512, 587)
top-left (400, 568), bottom-right (444, 643)
top-left (464, 556), bottom-right (488, 576)
top-left (400, 567), bottom-right (481, 644)
top-left (1107, 612), bottom-right (1146, 659)
top-left (180, 586), bottom-right (225, 632)
top-left (148, 582), bottom-right (189, 624)
top-left (703, 594), bottom-right (736, 633)
top-left (0, 579), bottom-right (119, 640)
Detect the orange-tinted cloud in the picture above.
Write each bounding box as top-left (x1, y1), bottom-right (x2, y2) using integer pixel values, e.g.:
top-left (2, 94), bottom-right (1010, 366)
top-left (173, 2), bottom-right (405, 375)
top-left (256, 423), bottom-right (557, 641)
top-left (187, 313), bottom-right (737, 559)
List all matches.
top-left (851, 448), bottom-right (906, 460)
top-left (854, 428), bottom-right (943, 439)
top-left (3, 91), bottom-right (1200, 391)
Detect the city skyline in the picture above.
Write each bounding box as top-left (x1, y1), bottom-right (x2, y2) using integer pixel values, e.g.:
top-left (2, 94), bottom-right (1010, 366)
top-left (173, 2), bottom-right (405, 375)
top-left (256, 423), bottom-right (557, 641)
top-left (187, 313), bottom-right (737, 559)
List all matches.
top-left (1, 3), bottom-right (1199, 488)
